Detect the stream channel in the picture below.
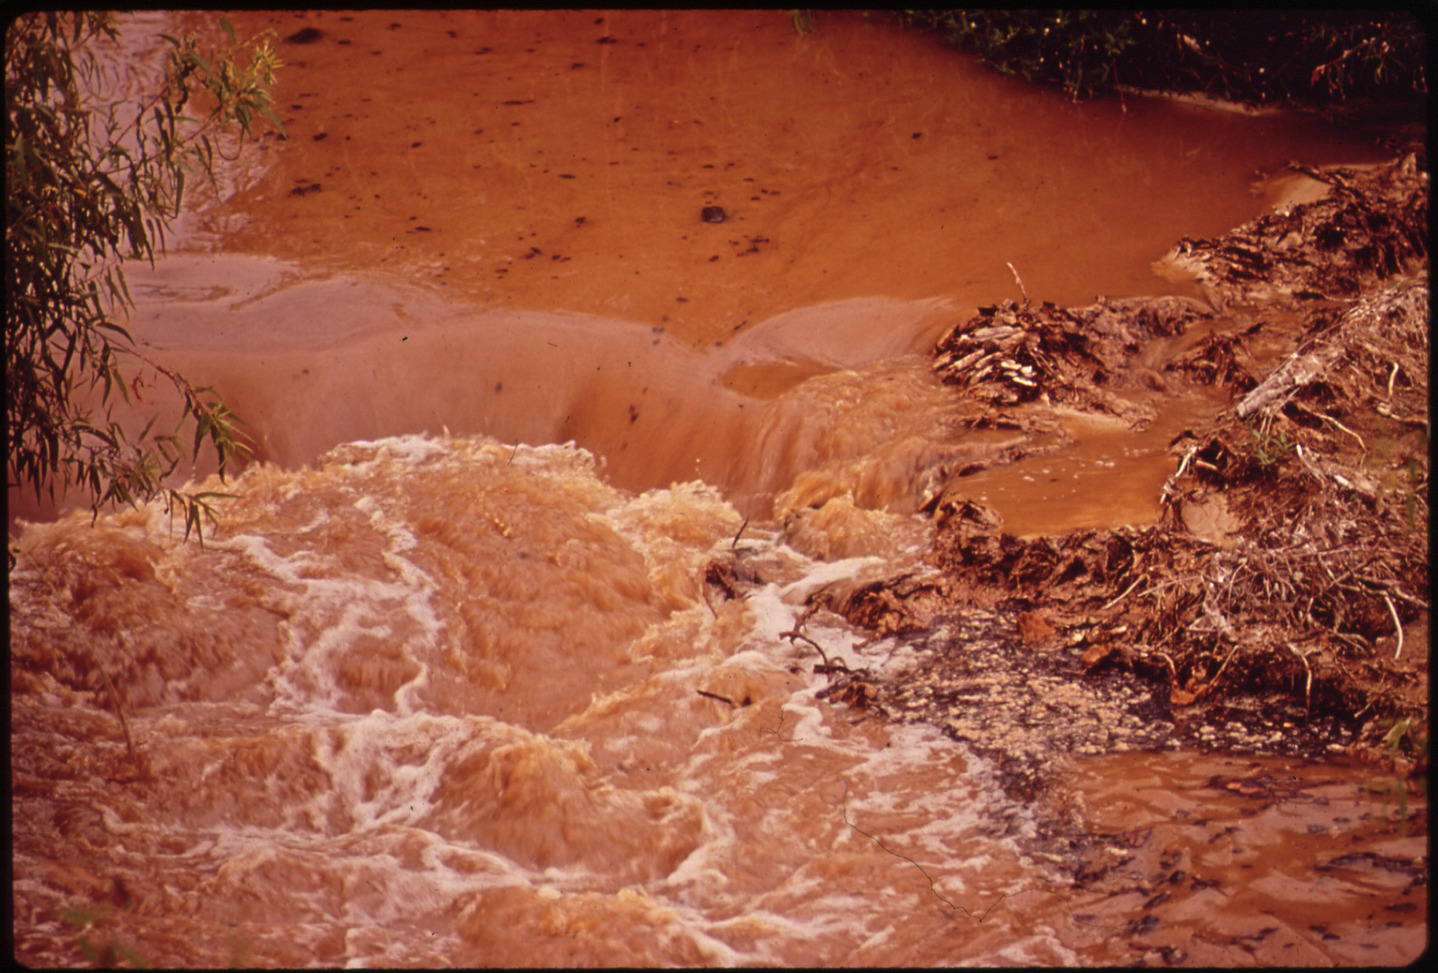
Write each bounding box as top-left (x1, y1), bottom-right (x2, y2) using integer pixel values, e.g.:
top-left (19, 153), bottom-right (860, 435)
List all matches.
top-left (9, 10), bottom-right (1426, 966)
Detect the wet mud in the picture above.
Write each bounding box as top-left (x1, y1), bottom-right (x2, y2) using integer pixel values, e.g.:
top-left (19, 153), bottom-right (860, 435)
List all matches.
top-left (1059, 750), bottom-right (1428, 966)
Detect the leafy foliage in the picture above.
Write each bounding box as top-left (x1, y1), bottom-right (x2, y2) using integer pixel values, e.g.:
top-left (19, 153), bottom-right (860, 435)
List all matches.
top-left (903, 10), bottom-right (1135, 99)
top-left (6, 12), bottom-right (283, 542)
top-left (898, 10), bottom-right (1427, 106)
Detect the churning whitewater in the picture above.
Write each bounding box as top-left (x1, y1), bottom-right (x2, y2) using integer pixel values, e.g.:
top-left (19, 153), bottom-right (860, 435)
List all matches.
top-left (12, 435), bottom-right (1089, 966)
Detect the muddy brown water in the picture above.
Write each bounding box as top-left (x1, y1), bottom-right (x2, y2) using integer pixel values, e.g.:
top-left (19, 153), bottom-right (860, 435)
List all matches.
top-left (9, 10), bottom-right (1425, 967)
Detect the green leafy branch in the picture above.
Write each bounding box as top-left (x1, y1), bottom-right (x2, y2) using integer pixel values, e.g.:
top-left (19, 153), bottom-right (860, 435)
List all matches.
top-left (6, 12), bottom-right (283, 547)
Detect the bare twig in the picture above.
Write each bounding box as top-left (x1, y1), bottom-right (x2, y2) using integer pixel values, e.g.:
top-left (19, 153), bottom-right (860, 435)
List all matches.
top-left (1151, 651), bottom-right (1178, 681)
top-left (1101, 577), bottom-right (1143, 612)
top-left (788, 629), bottom-right (834, 666)
top-left (732, 517), bottom-right (749, 553)
top-left (1383, 593), bottom-right (1404, 660)
top-left (1318, 411), bottom-right (1366, 452)
top-left (1289, 643), bottom-right (1314, 710)
top-left (1385, 585), bottom-right (1428, 610)
top-left (1213, 640), bottom-right (1241, 683)
top-left (1006, 262), bottom-right (1029, 303)
top-left (1137, 578), bottom-right (1184, 601)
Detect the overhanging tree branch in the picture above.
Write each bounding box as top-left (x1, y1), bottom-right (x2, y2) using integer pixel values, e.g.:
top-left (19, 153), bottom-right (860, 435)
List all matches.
top-left (6, 12), bottom-right (285, 546)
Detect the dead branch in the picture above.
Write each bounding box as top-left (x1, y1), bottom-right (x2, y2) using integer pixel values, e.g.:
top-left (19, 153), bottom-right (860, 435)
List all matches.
top-left (780, 628), bottom-right (832, 667)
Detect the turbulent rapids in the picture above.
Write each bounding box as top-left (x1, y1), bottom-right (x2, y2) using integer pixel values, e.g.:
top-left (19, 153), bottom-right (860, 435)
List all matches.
top-left (12, 436), bottom-right (1092, 966)
top-left (9, 9), bottom-right (1426, 967)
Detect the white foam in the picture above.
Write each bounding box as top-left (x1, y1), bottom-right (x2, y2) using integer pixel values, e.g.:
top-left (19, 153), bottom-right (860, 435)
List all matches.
top-left (777, 553), bottom-right (886, 600)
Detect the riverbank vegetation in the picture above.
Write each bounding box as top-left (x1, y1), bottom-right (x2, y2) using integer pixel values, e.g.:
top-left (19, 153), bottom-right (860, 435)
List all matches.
top-left (895, 10), bottom-right (1427, 109)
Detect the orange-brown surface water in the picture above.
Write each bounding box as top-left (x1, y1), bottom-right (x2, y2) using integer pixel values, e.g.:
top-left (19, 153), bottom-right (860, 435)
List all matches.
top-left (9, 10), bottom-right (1425, 967)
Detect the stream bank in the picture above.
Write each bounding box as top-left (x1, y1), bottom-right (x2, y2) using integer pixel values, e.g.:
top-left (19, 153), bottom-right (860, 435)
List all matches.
top-left (758, 153), bottom-right (1429, 962)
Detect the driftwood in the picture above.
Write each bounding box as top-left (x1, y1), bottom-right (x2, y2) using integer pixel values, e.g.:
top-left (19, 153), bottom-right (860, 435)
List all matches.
top-left (1163, 154), bottom-right (1428, 308)
top-left (930, 295), bottom-right (1211, 429)
top-left (1236, 274), bottom-right (1428, 419)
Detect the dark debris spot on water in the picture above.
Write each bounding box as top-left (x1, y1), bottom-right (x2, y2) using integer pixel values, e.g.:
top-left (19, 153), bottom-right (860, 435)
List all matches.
top-left (596, 35), bottom-right (617, 44)
top-left (284, 27), bottom-right (324, 45)
top-left (701, 205), bottom-right (726, 223)
top-left (1127, 914), bottom-right (1161, 936)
